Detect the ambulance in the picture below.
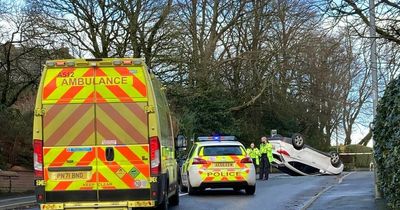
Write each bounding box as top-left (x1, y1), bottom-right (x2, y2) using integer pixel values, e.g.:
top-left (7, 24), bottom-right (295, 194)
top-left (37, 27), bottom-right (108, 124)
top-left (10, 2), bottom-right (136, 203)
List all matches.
top-left (33, 58), bottom-right (179, 209)
top-left (180, 136), bottom-right (256, 195)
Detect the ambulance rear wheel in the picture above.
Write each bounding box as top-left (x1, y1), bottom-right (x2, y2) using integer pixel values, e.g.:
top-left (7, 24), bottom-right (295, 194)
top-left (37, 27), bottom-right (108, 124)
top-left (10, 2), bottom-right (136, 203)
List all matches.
top-left (245, 185), bottom-right (256, 195)
top-left (156, 182), bottom-right (169, 210)
top-left (169, 184), bottom-right (179, 206)
top-left (156, 192), bottom-right (168, 210)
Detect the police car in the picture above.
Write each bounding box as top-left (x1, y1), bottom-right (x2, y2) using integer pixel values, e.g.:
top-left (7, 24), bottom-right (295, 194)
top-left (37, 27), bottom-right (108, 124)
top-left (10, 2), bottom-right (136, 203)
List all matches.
top-left (180, 136), bottom-right (256, 195)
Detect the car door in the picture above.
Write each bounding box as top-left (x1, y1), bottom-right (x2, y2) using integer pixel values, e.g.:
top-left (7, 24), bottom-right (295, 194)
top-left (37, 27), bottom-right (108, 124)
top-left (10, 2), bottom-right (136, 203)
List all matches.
top-left (42, 66), bottom-right (98, 200)
top-left (181, 144), bottom-right (197, 187)
top-left (93, 65), bottom-right (151, 201)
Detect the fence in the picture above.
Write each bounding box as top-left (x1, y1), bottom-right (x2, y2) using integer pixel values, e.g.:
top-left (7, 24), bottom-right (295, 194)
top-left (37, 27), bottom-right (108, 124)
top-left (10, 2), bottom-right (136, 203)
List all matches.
top-left (339, 152), bottom-right (373, 170)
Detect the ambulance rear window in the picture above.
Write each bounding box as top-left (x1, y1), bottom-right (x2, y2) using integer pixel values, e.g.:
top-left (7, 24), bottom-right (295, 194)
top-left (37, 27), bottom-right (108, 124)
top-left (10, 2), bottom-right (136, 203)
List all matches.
top-left (202, 146), bottom-right (243, 156)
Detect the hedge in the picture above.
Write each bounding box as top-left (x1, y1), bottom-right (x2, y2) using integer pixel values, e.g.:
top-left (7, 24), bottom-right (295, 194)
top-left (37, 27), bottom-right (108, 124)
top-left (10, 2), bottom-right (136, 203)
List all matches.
top-left (373, 75), bottom-right (400, 209)
top-left (331, 145), bottom-right (373, 170)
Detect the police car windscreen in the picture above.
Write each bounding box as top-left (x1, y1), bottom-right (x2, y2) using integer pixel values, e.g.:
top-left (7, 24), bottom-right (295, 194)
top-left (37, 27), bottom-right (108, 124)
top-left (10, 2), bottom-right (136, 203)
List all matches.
top-left (203, 146), bottom-right (243, 156)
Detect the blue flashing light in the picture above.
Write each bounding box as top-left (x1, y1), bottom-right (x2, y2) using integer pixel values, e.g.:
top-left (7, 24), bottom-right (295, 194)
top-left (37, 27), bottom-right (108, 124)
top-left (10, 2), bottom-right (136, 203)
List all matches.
top-left (197, 136), bottom-right (237, 141)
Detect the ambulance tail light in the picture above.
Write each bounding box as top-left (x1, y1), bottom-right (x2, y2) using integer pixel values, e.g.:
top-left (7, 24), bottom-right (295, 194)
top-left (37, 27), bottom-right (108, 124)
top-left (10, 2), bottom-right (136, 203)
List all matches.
top-left (277, 149), bottom-right (290, 157)
top-left (150, 136), bottom-right (161, 175)
top-left (33, 139), bottom-right (43, 178)
top-left (192, 157), bottom-right (207, 165)
top-left (240, 157), bottom-right (253, 163)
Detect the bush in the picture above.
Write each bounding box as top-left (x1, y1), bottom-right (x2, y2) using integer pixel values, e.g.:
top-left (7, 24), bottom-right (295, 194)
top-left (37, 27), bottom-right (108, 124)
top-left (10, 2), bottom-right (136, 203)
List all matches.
top-left (373, 76), bottom-right (400, 209)
top-left (0, 107), bottom-right (33, 169)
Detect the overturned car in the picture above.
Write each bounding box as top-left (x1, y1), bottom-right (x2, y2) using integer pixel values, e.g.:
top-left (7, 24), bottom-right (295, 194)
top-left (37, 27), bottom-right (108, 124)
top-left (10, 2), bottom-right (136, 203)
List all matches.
top-left (270, 134), bottom-right (343, 176)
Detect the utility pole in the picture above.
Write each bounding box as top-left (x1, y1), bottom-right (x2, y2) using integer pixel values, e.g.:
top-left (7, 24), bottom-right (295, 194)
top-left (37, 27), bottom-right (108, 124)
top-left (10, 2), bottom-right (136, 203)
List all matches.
top-left (369, 0), bottom-right (381, 199)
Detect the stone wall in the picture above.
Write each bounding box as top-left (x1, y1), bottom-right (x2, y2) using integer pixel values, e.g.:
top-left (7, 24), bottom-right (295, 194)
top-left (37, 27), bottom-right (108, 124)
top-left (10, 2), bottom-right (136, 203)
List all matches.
top-left (0, 167), bottom-right (34, 193)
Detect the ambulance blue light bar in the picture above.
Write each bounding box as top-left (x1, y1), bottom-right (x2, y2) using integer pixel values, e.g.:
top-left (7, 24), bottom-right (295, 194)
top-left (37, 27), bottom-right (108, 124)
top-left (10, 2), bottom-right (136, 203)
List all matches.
top-left (197, 136), bottom-right (237, 141)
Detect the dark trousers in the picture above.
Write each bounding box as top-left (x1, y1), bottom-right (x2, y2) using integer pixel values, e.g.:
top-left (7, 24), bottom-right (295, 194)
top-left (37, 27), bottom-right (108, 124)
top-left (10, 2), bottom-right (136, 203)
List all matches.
top-left (259, 154), bottom-right (270, 180)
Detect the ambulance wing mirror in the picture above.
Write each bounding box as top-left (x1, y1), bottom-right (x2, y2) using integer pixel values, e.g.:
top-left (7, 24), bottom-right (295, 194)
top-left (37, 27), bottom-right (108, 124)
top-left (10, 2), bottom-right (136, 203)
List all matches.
top-left (176, 134), bottom-right (187, 150)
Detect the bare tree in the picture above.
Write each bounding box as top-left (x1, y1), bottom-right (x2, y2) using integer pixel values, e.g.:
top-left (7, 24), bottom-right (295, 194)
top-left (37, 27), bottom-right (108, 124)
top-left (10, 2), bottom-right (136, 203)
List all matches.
top-left (0, 2), bottom-right (56, 108)
top-left (32, 0), bottom-right (125, 57)
top-left (327, 0), bottom-right (400, 45)
top-left (174, 0), bottom-right (248, 87)
top-left (116, 0), bottom-right (173, 68)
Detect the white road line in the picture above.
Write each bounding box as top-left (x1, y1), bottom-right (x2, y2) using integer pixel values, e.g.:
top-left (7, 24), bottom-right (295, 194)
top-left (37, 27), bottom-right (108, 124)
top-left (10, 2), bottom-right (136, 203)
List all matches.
top-left (179, 193), bottom-right (188, 197)
top-left (301, 172), bottom-right (355, 210)
top-left (0, 200), bottom-right (36, 209)
top-left (339, 172), bottom-right (354, 184)
top-left (0, 195), bottom-right (35, 203)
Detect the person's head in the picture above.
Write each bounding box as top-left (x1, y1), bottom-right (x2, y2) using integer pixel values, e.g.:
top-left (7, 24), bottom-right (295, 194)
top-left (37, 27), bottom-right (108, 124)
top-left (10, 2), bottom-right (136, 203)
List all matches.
top-left (261, 136), bottom-right (267, 143)
top-left (250, 143), bottom-right (255, 148)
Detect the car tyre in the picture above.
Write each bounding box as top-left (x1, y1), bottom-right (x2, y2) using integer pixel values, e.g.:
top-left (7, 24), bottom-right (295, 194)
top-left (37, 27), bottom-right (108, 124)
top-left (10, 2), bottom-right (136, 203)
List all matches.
top-left (245, 185), bottom-right (256, 195)
top-left (233, 187), bottom-right (241, 192)
top-left (169, 183), bottom-right (179, 206)
top-left (180, 181), bottom-right (188, 193)
top-left (292, 133), bottom-right (304, 150)
top-left (156, 186), bottom-right (168, 210)
top-left (330, 152), bottom-right (341, 167)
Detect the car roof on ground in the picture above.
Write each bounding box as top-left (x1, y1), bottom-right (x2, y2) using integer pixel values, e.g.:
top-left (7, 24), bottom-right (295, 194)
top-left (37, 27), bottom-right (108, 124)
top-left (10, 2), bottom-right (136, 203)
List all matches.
top-left (195, 141), bottom-right (244, 147)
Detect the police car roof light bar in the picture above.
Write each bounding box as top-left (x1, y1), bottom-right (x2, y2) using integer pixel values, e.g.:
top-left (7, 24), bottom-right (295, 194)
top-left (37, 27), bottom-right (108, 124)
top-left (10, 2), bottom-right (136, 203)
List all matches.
top-left (197, 136), bottom-right (237, 141)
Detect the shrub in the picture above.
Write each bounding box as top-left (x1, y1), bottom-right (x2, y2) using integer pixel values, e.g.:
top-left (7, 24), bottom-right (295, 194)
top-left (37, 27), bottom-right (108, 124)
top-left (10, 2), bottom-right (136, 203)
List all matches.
top-left (373, 76), bottom-right (400, 209)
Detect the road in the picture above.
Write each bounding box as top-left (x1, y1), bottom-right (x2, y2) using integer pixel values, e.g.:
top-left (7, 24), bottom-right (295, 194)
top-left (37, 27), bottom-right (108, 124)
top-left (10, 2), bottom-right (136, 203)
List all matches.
top-left (171, 173), bottom-right (339, 210)
top-left (0, 195), bottom-right (35, 209)
top-left (14, 172), bottom-right (380, 210)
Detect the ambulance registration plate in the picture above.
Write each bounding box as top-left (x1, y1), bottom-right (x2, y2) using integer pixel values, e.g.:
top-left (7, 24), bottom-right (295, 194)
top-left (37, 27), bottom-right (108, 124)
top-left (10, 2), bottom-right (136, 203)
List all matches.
top-left (50, 172), bottom-right (90, 181)
top-left (213, 162), bottom-right (234, 167)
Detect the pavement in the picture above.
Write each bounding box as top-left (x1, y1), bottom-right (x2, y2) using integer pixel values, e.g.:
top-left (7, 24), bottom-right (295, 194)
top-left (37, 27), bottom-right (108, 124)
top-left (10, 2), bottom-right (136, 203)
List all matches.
top-left (306, 171), bottom-right (388, 210)
top-left (1, 171), bottom-right (387, 210)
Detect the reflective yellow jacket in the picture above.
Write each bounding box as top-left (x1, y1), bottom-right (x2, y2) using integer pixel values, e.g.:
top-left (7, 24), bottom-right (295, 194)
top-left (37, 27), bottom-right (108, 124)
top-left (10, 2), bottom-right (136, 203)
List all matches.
top-left (246, 148), bottom-right (260, 165)
top-left (260, 142), bottom-right (274, 163)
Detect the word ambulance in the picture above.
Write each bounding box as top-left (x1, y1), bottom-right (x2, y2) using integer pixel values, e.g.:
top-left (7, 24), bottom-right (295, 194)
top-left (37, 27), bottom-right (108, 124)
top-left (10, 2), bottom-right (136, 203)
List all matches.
top-left (59, 76), bottom-right (129, 86)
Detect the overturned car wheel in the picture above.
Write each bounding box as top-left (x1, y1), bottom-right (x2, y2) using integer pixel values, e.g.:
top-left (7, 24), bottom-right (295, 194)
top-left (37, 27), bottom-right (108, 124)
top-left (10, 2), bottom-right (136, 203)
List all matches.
top-left (330, 152), bottom-right (341, 167)
top-left (292, 133), bottom-right (304, 150)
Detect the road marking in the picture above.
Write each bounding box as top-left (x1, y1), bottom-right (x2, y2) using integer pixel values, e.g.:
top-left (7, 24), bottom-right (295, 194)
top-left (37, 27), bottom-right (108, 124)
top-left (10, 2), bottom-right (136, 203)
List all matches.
top-left (339, 172), bottom-right (353, 184)
top-left (0, 200), bottom-right (36, 209)
top-left (179, 193), bottom-right (188, 197)
top-left (301, 172), bottom-right (355, 210)
top-left (0, 195), bottom-right (35, 203)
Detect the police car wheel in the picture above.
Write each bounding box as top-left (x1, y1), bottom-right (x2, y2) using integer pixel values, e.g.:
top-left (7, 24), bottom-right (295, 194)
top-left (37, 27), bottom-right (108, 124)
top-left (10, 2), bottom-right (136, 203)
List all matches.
top-left (180, 182), bottom-right (188, 193)
top-left (188, 177), bottom-right (198, 195)
top-left (233, 187), bottom-right (242, 192)
top-left (245, 185), bottom-right (256, 195)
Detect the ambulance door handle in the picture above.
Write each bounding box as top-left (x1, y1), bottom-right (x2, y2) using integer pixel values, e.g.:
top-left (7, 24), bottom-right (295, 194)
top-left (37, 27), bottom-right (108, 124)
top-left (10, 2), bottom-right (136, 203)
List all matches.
top-left (105, 147), bottom-right (114, 161)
